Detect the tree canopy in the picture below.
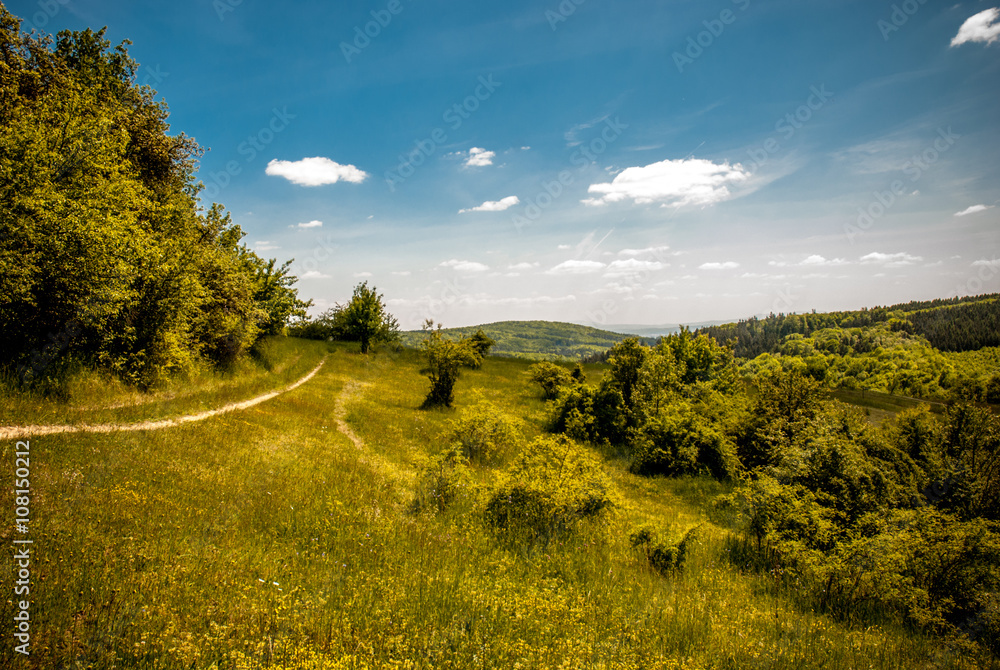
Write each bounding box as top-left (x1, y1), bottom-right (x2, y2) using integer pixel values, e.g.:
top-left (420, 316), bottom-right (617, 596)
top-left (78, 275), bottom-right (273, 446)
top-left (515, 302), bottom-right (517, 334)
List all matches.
top-left (0, 9), bottom-right (310, 387)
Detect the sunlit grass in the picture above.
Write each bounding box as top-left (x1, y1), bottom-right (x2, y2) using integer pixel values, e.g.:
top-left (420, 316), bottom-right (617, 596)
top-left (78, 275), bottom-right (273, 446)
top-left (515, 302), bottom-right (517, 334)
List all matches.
top-left (0, 337), bottom-right (985, 669)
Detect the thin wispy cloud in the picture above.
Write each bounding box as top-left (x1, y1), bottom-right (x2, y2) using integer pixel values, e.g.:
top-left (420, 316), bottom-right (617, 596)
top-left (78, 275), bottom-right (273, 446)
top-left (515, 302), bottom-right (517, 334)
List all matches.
top-left (439, 259), bottom-right (490, 272)
top-left (295, 220), bottom-right (323, 229)
top-left (458, 195), bottom-right (519, 213)
top-left (583, 158), bottom-right (750, 207)
top-left (951, 8), bottom-right (1000, 47)
top-left (301, 270), bottom-right (331, 279)
top-left (954, 204), bottom-right (994, 217)
top-left (699, 261), bottom-right (740, 270)
top-left (265, 157), bottom-right (368, 186)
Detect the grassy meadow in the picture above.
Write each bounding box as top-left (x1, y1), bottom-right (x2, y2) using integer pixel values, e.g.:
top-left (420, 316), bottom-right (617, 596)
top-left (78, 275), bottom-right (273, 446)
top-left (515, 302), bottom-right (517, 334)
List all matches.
top-left (1, 338), bottom-right (986, 669)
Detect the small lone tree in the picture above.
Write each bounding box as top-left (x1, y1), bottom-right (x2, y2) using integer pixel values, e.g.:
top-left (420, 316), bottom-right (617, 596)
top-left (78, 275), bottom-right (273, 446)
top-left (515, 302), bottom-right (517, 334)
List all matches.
top-left (331, 282), bottom-right (399, 354)
top-left (467, 329), bottom-right (496, 368)
top-left (420, 321), bottom-right (478, 408)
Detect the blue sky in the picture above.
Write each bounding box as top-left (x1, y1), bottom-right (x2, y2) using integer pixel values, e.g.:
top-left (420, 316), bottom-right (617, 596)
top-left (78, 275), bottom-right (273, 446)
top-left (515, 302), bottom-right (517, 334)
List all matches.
top-left (10, 0), bottom-right (1000, 329)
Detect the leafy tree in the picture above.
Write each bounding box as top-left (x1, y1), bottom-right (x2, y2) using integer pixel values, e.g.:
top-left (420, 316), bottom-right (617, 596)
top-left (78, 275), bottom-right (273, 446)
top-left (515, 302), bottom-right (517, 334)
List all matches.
top-left (329, 282), bottom-right (399, 354)
top-left (466, 328), bottom-right (496, 368)
top-left (420, 321), bottom-right (478, 408)
top-left (529, 361), bottom-right (572, 400)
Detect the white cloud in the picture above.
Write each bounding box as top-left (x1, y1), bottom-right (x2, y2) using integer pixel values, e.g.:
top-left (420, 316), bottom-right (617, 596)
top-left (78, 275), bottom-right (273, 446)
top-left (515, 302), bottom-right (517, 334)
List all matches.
top-left (439, 259), bottom-right (490, 272)
top-left (254, 240), bottom-right (280, 251)
top-left (583, 158), bottom-right (750, 207)
top-left (699, 261), bottom-right (740, 270)
top-left (799, 254), bottom-right (849, 267)
top-left (301, 270), bottom-right (331, 279)
top-left (464, 147), bottom-right (496, 167)
top-left (618, 245), bottom-right (671, 258)
top-left (604, 258), bottom-right (666, 277)
top-left (546, 260), bottom-right (606, 275)
top-left (295, 220), bottom-right (323, 229)
top-left (954, 204), bottom-right (994, 217)
top-left (972, 258), bottom-right (1000, 268)
top-left (391, 270), bottom-right (411, 276)
top-left (951, 8), bottom-right (1000, 46)
top-left (265, 157), bottom-right (368, 186)
top-left (458, 195), bottom-right (520, 213)
top-left (860, 252), bottom-right (923, 267)
top-left (508, 262), bottom-right (540, 271)
top-left (353, 272), bottom-right (372, 278)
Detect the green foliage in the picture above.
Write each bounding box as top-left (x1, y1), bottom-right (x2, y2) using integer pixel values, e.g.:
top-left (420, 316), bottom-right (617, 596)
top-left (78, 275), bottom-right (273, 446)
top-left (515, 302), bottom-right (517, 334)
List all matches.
top-left (466, 329), bottom-right (496, 368)
top-left (444, 402), bottom-right (522, 464)
top-left (419, 321), bottom-right (479, 408)
top-left (631, 404), bottom-right (741, 480)
top-left (0, 10), bottom-right (309, 389)
top-left (528, 361), bottom-right (573, 400)
top-left (630, 524), bottom-right (701, 574)
top-left (329, 282), bottom-right (399, 354)
top-left (483, 435), bottom-right (617, 545)
top-left (411, 449), bottom-right (476, 514)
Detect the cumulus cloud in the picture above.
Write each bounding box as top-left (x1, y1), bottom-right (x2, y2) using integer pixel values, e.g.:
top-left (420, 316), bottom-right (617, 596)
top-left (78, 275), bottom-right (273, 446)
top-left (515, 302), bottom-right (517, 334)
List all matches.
top-left (699, 261), bottom-right (740, 270)
top-left (954, 204), bottom-right (994, 217)
top-left (295, 220), bottom-right (323, 229)
top-left (972, 259), bottom-right (1000, 268)
top-left (265, 157), bottom-right (368, 186)
top-left (582, 158), bottom-right (750, 207)
top-left (439, 259), bottom-right (490, 272)
top-left (458, 195), bottom-right (520, 213)
top-left (464, 147), bottom-right (496, 167)
top-left (301, 270), bottom-right (331, 279)
top-left (951, 8), bottom-right (1000, 46)
top-left (860, 252), bottom-right (923, 267)
top-left (508, 262), bottom-right (540, 271)
top-left (546, 260), bottom-right (606, 275)
top-left (604, 258), bottom-right (666, 277)
top-left (799, 254), bottom-right (849, 267)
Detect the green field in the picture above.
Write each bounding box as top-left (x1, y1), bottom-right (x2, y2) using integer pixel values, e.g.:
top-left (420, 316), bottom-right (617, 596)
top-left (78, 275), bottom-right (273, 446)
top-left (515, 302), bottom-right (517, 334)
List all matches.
top-left (2, 337), bottom-right (979, 669)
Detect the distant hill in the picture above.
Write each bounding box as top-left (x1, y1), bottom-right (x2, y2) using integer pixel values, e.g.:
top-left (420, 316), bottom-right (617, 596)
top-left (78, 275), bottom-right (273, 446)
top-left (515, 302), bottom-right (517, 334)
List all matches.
top-left (399, 321), bottom-right (654, 361)
top-left (696, 293), bottom-right (1000, 358)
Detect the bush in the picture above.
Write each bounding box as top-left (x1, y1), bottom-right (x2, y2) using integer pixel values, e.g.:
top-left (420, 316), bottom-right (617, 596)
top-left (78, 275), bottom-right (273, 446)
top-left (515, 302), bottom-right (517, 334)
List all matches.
top-left (483, 435), bottom-right (616, 545)
top-left (630, 525), bottom-right (701, 574)
top-left (445, 402), bottom-right (522, 465)
top-left (411, 450), bottom-right (475, 514)
top-left (631, 405), bottom-right (741, 480)
top-left (528, 361), bottom-right (572, 400)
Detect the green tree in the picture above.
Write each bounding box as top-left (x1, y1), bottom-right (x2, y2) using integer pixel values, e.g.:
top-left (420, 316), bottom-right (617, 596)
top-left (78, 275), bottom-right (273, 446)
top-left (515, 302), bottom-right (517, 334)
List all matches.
top-left (330, 282), bottom-right (399, 354)
top-left (420, 321), bottom-right (478, 408)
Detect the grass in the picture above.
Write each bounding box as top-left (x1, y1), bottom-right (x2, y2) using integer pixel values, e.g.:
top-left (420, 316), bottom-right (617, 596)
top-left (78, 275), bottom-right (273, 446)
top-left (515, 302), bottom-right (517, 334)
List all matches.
top-left (1, 338), bottom-right (988, 669)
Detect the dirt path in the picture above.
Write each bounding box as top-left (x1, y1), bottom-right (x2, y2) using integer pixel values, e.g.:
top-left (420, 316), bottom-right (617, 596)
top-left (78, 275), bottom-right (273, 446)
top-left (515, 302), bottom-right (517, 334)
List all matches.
top-left (0, 357), bottom-right (327, 441)
top-left (332, 381), bottom-right (370, 450)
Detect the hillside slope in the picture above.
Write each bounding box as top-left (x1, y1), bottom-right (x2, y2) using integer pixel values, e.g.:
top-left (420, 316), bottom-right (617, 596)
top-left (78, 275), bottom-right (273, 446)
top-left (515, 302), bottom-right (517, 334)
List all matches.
top-left (399, 320), bottom-right (653, 360)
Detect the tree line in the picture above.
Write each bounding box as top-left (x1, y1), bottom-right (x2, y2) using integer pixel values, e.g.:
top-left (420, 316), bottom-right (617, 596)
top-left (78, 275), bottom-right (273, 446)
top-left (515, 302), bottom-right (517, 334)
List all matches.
top-left (0, 8), bottom-right (309, 389)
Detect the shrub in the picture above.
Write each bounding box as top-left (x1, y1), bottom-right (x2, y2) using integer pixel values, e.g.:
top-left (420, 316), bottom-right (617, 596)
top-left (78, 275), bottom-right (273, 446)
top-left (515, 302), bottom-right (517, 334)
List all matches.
top-left (630, 525), bottom-right (701, 574)
top-left (483, 435), bottom-right (616, 545)
top-left (528, 361), bottom-right (572, 400)
top-left (445, 402), bottom-right (522, 465)
top-left (631, 405), bottom-right (741, 480)
top-left (411, 449), bottom-right (475, 514)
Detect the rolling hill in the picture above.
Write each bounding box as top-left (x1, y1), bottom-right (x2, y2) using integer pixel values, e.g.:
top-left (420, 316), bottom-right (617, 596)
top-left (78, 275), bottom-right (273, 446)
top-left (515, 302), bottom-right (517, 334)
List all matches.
top-left (399, 320), bottom-right (655, 361)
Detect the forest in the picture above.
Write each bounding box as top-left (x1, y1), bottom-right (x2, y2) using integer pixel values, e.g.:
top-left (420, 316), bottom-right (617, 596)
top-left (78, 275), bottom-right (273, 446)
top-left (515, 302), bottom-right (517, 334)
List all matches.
top-left (0, 7), bottom-right (309, 392)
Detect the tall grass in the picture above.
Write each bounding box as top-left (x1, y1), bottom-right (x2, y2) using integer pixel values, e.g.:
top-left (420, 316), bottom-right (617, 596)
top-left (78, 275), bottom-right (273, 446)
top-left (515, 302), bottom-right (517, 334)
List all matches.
top-left (1, 339), bottom-right (984, 669)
